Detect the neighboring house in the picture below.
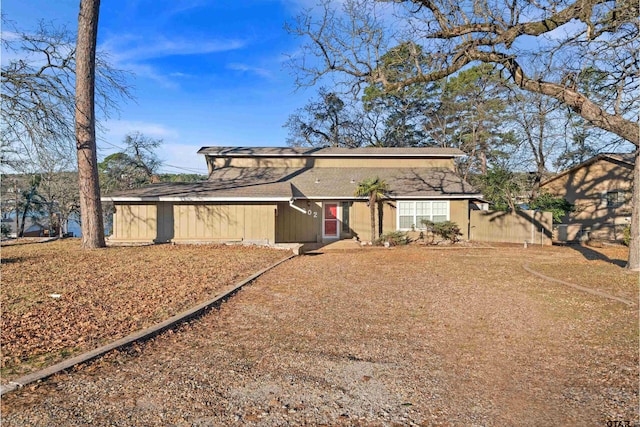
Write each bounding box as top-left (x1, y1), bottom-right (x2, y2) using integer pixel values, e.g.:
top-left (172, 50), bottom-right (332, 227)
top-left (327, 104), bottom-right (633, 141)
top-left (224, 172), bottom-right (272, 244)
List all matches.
top-left (1, 211), bottom-right (81, 238)
top-left (102, 147), bottom-right (482, 245)
top-left (1, 213), bottom-right (45, 238)
top-left (540, 152), bottom-right (634, 242)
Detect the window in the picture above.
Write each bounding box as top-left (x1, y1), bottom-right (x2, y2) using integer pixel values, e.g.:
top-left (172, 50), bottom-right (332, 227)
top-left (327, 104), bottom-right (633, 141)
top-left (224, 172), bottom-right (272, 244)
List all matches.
top-left (606, 191), bottom-right (626, 208)
top-left (397, 201), bottom-right (450, 230)
top-left (415, 202), bottom-right (431, 226)
top-left (341, 202), bottom-right (350, 232)
top-left (399, 201), bottom-right (414, 229)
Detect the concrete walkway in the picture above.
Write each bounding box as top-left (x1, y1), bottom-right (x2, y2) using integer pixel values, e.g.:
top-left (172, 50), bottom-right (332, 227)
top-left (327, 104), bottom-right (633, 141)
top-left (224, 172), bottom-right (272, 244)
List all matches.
top-left (302, 239), bottom-right (365, 253)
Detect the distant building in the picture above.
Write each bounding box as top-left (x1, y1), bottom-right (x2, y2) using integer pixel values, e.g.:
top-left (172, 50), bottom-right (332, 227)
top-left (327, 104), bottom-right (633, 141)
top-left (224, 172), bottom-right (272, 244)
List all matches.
top-left (540, 153), bottom-right (634, 242)
top-left (1, 211), bottom-right (81, 238)
top-left (1, 212), bottom-right (46, 238)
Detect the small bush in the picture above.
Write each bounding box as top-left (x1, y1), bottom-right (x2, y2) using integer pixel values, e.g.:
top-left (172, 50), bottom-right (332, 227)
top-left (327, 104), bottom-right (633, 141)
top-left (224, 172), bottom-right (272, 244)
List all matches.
top-left (529, 192), bottom-right (574, 223)
top-left (421, 220), bottom-right (461, 243)
top-left (623, 225), bottom-right (631, 246)
top-left (376, 231), bottom-right (409, 246)
top-left (1, 223), bottom-right (10, 238)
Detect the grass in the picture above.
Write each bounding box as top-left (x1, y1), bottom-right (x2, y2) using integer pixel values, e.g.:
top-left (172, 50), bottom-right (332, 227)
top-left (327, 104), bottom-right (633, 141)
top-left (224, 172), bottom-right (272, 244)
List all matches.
top-left (0, 239), bottom-right (288, 380)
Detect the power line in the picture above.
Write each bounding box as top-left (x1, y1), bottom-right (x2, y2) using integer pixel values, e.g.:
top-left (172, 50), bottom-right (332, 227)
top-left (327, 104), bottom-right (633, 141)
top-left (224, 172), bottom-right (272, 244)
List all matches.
top-left (161, 163), bottom-right (208, 174)
top-left (97, 140), bottom-right (126, 151)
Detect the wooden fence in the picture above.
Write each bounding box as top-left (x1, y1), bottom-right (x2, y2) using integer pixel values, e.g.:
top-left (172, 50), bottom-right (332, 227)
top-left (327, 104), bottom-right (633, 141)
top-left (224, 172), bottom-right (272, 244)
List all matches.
top-left (469, 210), bottom-right (553, 245)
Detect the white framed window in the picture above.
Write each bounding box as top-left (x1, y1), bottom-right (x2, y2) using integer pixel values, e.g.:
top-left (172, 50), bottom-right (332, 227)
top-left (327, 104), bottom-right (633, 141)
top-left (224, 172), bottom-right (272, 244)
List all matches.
top-left (397, 200), bottom-right (450, 230)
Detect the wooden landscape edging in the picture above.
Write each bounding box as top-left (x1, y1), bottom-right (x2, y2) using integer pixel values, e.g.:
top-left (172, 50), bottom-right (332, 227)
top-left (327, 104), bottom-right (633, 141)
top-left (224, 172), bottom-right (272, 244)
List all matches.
top-left (0, 252), bottom-right (297, 396)
top-left (522, 263), bottom-right (635, 306)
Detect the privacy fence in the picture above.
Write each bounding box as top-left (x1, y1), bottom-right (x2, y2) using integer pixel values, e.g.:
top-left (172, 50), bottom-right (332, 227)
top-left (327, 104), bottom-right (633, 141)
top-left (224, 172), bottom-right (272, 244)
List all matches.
top-left (469, 210), bottom-right (553, 245)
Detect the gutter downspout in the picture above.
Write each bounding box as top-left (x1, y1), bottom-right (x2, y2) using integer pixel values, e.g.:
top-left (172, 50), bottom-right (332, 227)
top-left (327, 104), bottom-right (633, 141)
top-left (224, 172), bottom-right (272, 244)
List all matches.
top-left (289, 198), bottom-right (307, 214)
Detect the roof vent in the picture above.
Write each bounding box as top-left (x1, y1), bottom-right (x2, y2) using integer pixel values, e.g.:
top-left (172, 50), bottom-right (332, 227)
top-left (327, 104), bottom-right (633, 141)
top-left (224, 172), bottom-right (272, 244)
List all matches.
top-left (315, 178), bottom-right (320, 184)
top-left (350, 178), bottom-right (355, 184)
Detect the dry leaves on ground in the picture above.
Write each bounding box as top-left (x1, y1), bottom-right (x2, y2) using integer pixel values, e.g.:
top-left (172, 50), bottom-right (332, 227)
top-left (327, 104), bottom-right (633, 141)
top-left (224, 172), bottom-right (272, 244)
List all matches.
top-left (1, 239), bottom-right (288, 380)
top-left (1, 243), bottom-right (637, 426)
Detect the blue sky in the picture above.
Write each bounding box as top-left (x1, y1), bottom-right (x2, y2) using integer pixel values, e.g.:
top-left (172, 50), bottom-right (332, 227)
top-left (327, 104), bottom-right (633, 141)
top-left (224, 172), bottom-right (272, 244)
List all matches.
top-left (3, 0), bottom-right (315, 174)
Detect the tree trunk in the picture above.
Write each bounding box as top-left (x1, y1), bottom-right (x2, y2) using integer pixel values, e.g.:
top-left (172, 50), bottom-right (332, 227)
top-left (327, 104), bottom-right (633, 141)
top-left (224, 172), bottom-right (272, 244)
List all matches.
top-left (530, 164), bottom-right (545, 200)
top-left (18, 186), bottom-right (37, 238)
top-left (75, 0), bottom-right (105, 248)
top-left (626, 149), bottom-right (640, 270)
top-left (18, 201), bottom-right (29, 238)
top-left (14, 180), bottom-right (19, 237)
top-left (369, 194), bottom-right (376, 243)
top-left (377, 201), bottom-right (384, 237)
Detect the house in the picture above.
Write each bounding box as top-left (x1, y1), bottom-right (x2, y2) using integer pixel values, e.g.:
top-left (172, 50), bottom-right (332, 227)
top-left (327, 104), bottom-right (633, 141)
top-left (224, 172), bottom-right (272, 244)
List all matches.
top-left (1, 213), bottom-right (45, 238)
top-left (102, 147), bottom-right (482, 245)
top-left (1, 212), bottom-right (82, 239)
top-left (540, 152), bottom-right (634, 242)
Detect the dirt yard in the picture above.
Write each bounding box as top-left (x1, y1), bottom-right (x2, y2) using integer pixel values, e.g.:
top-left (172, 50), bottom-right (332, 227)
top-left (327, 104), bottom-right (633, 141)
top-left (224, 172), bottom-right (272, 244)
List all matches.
top-left (1, 243), bottom-right (638, 426)
top-left (0, 239), bottom-right (288, 380)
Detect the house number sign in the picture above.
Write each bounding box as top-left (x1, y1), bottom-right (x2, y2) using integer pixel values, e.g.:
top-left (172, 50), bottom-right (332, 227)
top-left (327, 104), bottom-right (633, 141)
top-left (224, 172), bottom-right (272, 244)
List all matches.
top-left (307, 210), bottom-right (318, 218)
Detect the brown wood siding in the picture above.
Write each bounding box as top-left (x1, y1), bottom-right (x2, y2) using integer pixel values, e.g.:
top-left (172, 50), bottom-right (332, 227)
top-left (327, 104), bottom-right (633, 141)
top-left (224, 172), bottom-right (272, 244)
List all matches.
top-left (211, 157), bottom-right (310, 169)
top-left (314, 158), bottom-right (455, 169)
top-left (210, 157), bottom-right (455, 169)
top-left (350, 201), bottom-right (396, 241)
top-left (541, 158), bottom-right (633, 241)
top-left (112, 203), bottom-right (157, 242)
top-left (469, 210), bottom-right (552, 245)
top-left (449, 199), bottom-right (470, 240)
top-left (172, 203), bottom-right (276, 243)
top-left (275, 201), bottom-right (322, 243)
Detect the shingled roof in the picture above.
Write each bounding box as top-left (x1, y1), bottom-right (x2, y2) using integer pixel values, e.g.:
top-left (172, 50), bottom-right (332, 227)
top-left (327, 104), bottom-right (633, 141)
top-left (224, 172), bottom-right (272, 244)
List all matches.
top-left (197, 146), bottom-right (465, 157)
top-left (289, 168), bottom-right (476, 199)
top-left (104, 166), bottom-right (480, 201)
top-left (541, 152), bottom-right (635, 187)
top-left (103, 168), bottom-right (296, 201)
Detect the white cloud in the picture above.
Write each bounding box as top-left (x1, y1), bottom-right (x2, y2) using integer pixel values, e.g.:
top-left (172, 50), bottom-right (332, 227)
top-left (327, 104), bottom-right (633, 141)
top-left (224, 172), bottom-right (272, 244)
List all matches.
top-left (123, 62), bottom-right (181, 89)
top-left (227, 62), bottom-right (273, 79)
top-left (159, 143), bottom-right (209, 174)
top-left (1, 30), bottom-right (21, 41)
top-left (97, 120), bottom-right (208, 173)
top-left (100, 34), bottom-right (247, 63)
top-left (100, 120), bottom-right (180, 146)
top-left (169, 71), bottom-right (193, 78)
top-left (97, 33), bottom-right (248, 89)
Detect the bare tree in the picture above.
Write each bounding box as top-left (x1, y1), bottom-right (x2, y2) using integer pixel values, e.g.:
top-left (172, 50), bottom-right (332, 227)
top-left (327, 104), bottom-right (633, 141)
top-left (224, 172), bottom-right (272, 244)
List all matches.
top-left (509, 90), bottom-right (565, 199)
top-left (1, 18), bottom-right (130, 167)
top-left (285, 88), bottom-right (360, 147)
top-left (2, 16), bottom-right (130, 246)
top-left (288, 0), bottom-right (640, 269)
top-left (76, 0), bottom-right (104, 248)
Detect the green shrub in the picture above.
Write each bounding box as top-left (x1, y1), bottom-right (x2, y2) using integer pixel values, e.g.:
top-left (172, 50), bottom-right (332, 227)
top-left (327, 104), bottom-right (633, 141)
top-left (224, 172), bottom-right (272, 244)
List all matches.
top-left (1, 223), bottom-right (10, 238)
top-left (623, 225), bottom-right (631, 246)
top-left (375, 231), bottom-right (409, 246)
top-left (421, 220), bottom-right (461, 243)
top-left (529, 192), bottom-right (574, 223)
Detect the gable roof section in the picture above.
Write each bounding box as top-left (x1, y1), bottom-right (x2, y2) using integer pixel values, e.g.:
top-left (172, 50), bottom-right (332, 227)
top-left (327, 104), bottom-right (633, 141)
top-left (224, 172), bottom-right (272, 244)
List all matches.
top-left (104, 166), bottom-right (480, 202)
top-left (197, 146), bottom-right (465, 157)
top-left (103, 168), bottom-right (295, 201)
top-left (541, 152), bottom-right (635, 187)
top-left (289, 168), bottom-right (476, 199)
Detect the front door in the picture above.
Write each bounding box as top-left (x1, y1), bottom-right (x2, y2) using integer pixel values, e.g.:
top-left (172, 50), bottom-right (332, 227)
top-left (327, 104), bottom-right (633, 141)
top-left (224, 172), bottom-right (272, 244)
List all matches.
top-left (323, 202), bottom-right (339, 239)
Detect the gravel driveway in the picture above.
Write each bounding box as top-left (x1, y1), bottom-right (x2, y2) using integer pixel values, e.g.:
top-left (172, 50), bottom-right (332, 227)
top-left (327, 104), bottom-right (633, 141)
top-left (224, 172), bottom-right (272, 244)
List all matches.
top-left (2, 245), bottom-right (638, 426)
